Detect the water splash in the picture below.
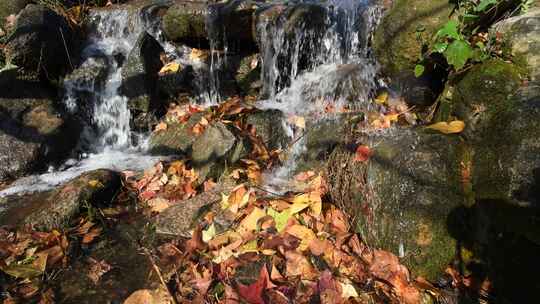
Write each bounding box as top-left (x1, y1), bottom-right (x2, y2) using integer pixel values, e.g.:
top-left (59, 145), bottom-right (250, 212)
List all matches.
top-left (258, 0), bottom-right (383, 189)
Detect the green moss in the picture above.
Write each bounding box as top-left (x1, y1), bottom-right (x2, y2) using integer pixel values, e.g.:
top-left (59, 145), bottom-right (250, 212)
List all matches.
top-left (162, 4), bottom-right (206, 42)
top-left (373, 0), bottom-right (453, 76)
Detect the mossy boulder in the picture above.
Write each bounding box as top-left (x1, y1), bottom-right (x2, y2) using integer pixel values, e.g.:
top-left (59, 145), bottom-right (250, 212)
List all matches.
top-left (4, 4), bottom-right (75, 80)
top-left (492, 7), bottom-right (540, 83)
top-left (121, 32), bottom-right (164, 131)
top-left (373, 0), bottom-right (453, 77)
top-left (326, 128), bottom-right (466, 280)
top-left (0, 0), bottom-right (30, 30)
top-left (162, 1), bottom-right (207, 47)
top-left (162, 0), bottom-right (259, 51)
top-left (0, 169), bottom-right (121, 230)
top-left (451, 59), bottom-right (522, 139)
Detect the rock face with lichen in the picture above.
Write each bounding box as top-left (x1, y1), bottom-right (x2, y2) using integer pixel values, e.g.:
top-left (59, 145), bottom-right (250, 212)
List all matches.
top-left (373, 0), bottom-right (452, 106)
top-left (0, 75), bottom-right (80, 181)
top-left (4, 4), bottom-right (75, 80)
top-left (492, 8), bottom-right (540, 83)
top-left (0, 169), bottom-right (121, 230)
top-left (373, 0), bottom-right (453, 77)
top-left (326, 128), bottom-right (465, 280)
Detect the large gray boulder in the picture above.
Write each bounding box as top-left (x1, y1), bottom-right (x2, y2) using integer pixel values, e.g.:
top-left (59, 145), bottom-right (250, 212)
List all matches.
top-left (492, 7), bottom-right (540, 83)
top-left (4, 4), bottom-right (76, 80)
top-left (121, 32), bottom-right (164, 129)
top-left (0, 169), bottom-right (121, 230)
top-left (326, 128), bottom-right (465, 281)
top-left (162, 0), bottom-right (259, 51)
top-left (0, 76), bottom-right (80, 181)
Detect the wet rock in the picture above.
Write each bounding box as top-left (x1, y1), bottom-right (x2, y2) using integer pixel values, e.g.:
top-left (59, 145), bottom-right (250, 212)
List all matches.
top-left (326, 128), bottom-right (465, 280)
top-left (162, 0), bottom-right (258, 51)
top-left (161, 1), bottom-right (207, 47)
top-left (245, 109), bottom-right (289, 151)
top-left (191, 121), bottom-right (237, 182)
top-left (55, 214), bottom-right (159, 303)
top-left (0, 77), bottom-right (80, 180)
top-left (450, 59), bottom-right (522, 140)
top-left (155, 179), bottom-right (235, 237)
top-left (0, 169), bottom-right (121, 230)
top-left (234, 53), bottom-right (262, 96)
top-left (373, 0), bottom-right (452, 106)
top-left (373, 0), bottom-right (452, 77)
top-left (121, 32), bottom-right (164, 128)
top-left (149, 112), bottom-right (206, 156)
top-left (62, 56), bottom-right (109, 124)
top-left (492, 7), bottom-right (540, 83)
top-left (4, 4), bottom-right (76, 80)
top-left (0, 0), bottom-right (30, 31)
top-left (156, 63), bottom-right (194, 100)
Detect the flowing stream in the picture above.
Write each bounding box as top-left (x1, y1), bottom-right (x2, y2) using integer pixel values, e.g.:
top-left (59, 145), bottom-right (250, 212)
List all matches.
top-left (0, 0), bottom-right (382, 196)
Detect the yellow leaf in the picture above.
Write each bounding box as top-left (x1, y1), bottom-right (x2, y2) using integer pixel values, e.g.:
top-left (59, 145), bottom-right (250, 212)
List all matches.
top-left (238, 207), bottom-right (266, 233)
top-left (292, 192), bottom-right (322, 216)
top-left (340, 281), bottom-right (359, 298)
top-left (267, 208), bottom-right (291, 232)
top-left (285, 225), bottom-right (316, 251)
top-left (374, 91), bottom-right (389, 105)
top-left (426, 120), bottom-right (465, 134)
top-left (159, 62), bottom-right (181, 75)
top-left (88, 180), bottom-right (103, 188)
top-left (202, 224), bottom-right (217, 243)
top-left (190, 48), bottom-right (209, 62)
top-left (154, 122), bottom-right (167, 132)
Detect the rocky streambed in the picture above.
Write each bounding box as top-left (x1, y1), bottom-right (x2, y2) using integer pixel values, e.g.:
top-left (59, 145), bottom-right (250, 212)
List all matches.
top-left (0, 0), bottom-right (540, 303)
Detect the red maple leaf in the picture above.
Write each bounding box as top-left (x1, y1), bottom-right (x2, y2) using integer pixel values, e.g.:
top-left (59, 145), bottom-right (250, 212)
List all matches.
top-left (236, 265), bottom-right (275, 304)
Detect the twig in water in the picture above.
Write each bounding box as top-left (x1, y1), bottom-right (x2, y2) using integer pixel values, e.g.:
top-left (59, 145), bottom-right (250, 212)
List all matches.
top-left (59, 28), bottom-right (74, 71)
top-left (142, 248), bottom-right (179, 304)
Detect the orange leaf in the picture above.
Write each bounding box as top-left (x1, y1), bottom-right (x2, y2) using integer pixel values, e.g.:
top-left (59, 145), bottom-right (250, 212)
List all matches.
top-left (353, 145), bottom-right (372, 162)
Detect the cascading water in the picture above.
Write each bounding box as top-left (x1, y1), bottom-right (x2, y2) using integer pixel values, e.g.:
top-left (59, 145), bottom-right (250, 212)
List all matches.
top-left (0, 7), bottom-right (166, 197)
top-left (258, 0), bottom-right (383, 187)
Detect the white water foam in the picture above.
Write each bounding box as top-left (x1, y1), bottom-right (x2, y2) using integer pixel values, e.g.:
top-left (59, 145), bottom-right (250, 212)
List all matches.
top-left (1, 8), bottom-right (166, 197)
top-left (259, 0), bottom-right (383, 190)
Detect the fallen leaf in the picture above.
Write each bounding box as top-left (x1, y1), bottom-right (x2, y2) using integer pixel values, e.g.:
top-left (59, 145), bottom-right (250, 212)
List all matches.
top-left (154, 122), bottom-right (168, 132)
top-left (88, 179), bottom-right (103, 188)
top-left (285, 225), bottom-right (316, 251)
top-left (236, 265), bottom-right (273, 304)
top-left (285, 250), bottom-right (318, 279)
top-left (238, 207), bottom-right (267, 233)
top-left (82, 227), bottom-right (102, 244)
top-left (425, 120), bottom-right (465, 134)
top-left (287, 115), bottom-right (306, 129)
top-left (374, 91), bottom-right (389, 105)
top-left (87, 257), bottom-right (111, 285)
top-left (147, 197), bottom-right (171, 213)
top-left (353, 145), bottom-right (372, 162)
top-left (158, 62), bottom-right (181, 76)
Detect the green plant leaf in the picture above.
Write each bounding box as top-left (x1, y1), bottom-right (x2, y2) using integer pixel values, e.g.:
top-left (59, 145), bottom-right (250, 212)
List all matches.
top-left (475, 0), bottom-right (498, 12)
top-left (435, 20), bottom-right (461, 40)
top-left (414, 64), bottom-right (425, 77)
top-left (444, 40), bottom-right (473, 70)
top-left (433, 42), bottom-right (449, 53)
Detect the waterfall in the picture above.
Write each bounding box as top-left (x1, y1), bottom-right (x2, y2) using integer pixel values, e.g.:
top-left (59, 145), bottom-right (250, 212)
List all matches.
top-left (258, 0), bottom-right (383, 188)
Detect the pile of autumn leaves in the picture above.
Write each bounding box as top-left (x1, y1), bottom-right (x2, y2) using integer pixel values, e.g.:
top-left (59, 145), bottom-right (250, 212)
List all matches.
top-left (0, 218), bottom-right (105, 302)
top-left (134, 172), bottom-right (424, 304)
